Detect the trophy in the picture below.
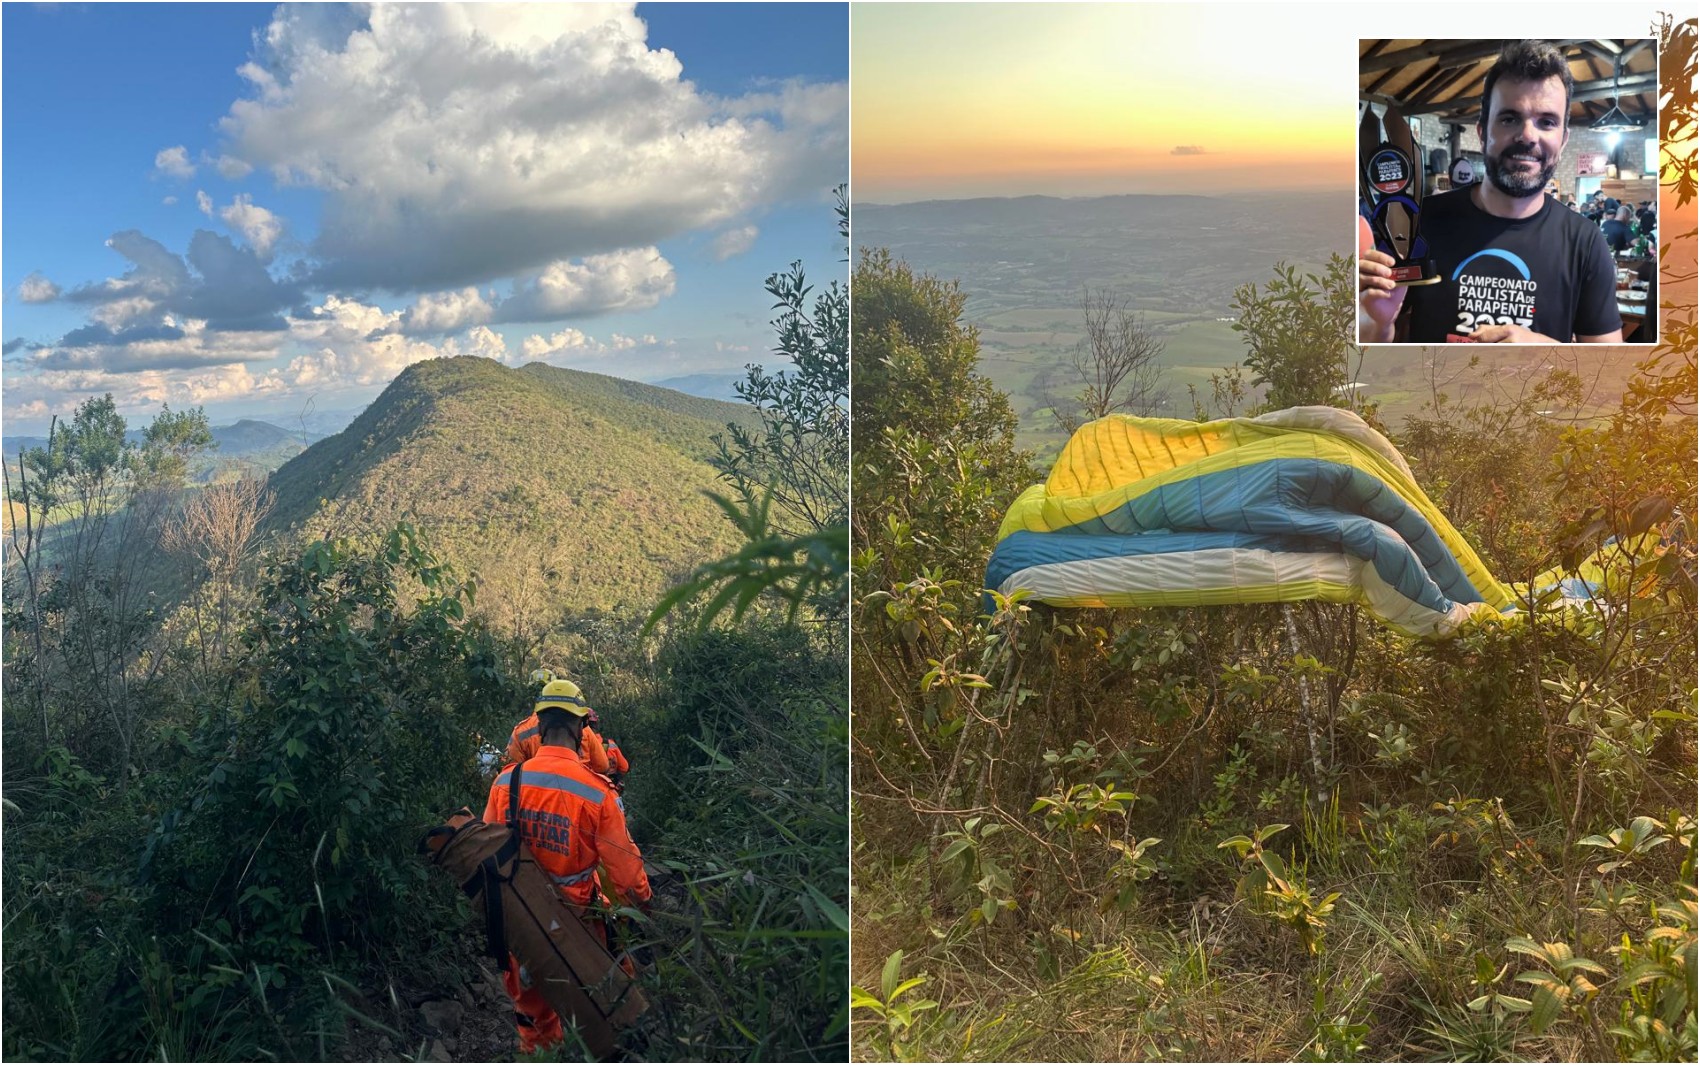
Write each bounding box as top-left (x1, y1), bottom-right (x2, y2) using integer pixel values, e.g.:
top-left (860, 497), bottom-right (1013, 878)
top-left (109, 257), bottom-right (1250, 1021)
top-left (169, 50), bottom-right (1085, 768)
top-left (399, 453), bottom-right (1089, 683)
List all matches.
top-left (1359, 105), bottom-right (1439, 286)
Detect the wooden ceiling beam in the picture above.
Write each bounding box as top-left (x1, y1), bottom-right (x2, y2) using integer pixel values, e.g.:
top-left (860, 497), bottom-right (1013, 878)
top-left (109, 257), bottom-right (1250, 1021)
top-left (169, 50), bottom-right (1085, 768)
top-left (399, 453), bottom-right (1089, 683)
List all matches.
top-left (1359, 37), bottom-right (1592, 75)
top-left (1397, 62), bottom-right (1456, 105)
top-left (1571, 73), bottom-right (1658, 99)
top-left (1406, 64), bottom-right (1486, 111)
top-left (1365, 59), bottom-right (1420, 97)
top-left (1425, 73), bottom-right (1659, 121)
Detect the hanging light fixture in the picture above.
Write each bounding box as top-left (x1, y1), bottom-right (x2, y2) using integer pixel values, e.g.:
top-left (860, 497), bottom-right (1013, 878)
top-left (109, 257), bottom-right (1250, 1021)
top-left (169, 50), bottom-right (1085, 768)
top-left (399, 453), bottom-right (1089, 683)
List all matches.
top-left (1591, 56), bottom-right (1643, 132)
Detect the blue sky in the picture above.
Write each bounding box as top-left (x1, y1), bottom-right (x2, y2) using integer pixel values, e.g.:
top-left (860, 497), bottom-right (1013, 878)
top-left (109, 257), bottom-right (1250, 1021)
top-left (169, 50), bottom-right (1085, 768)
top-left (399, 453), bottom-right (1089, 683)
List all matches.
top-left (2, 3), bottom-right (848, 434)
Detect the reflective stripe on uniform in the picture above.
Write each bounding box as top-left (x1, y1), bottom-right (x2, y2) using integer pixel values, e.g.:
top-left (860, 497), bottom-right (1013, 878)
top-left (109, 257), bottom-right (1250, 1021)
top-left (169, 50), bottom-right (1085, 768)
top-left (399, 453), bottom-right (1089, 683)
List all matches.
top-left (515, 725), bottom-right (539, 741)
top-left (494, 767), bottom-right (605, 805)
top-left (549, 864), bottom-right (598, 887)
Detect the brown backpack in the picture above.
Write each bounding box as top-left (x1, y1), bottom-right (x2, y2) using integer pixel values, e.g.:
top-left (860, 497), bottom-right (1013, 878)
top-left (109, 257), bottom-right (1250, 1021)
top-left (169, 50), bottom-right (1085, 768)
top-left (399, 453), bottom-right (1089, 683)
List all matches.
top-left (419, 764), bottom-right (648, 1058)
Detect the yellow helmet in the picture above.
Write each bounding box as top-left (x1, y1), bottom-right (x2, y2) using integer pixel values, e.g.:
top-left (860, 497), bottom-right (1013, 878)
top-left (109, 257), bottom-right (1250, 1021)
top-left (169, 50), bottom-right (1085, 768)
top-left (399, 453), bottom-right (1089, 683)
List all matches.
top-left (535, 678), bottom-right (590, 717)
top-left (528, 667), bottom-right (556, 686)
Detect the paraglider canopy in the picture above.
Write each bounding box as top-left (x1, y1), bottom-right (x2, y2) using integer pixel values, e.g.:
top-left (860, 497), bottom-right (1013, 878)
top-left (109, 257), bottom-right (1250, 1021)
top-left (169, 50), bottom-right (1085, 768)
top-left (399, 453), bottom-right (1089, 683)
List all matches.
top-left (986, 407), bottom-right (1514, 637)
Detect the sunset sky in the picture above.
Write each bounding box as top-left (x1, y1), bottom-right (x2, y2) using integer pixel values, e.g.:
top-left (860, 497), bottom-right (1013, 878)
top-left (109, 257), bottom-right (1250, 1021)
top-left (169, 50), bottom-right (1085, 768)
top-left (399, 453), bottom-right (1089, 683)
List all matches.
top-left (853, 2), bottom-right (1672, 203)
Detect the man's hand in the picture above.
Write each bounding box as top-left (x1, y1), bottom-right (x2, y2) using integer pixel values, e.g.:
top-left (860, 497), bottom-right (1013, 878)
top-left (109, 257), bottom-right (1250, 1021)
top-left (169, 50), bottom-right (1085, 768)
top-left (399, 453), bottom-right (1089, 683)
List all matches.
top-left (1470, 323), bottom-right (1560, 344)
top-left (1356, 212), bottom-right (1404, 344)
top-left (1358, 251), bottom-right (1408, 343)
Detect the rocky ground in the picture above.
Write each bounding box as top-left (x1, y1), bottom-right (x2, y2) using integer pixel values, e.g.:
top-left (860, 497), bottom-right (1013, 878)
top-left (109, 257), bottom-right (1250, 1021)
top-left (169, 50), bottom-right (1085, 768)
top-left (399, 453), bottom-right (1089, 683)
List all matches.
top-left (336, 863), bottom-right (687, 1062)
top-left (336, 952), bottom-right (521, 1062)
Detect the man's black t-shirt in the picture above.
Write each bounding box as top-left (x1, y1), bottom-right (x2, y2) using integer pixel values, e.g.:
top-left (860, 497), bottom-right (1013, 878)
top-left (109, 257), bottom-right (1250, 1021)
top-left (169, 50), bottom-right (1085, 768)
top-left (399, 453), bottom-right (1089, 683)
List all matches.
top-left (1403, 188), bottom-right (1621, 343)
top-left (1602, 218), bottom-right (1633, 252)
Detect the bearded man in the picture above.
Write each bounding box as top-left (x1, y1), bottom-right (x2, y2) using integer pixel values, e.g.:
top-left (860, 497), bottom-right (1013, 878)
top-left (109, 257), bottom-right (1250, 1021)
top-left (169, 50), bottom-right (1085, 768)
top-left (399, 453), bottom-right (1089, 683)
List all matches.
top-left (1359, 40), bottom-right (1622, 344)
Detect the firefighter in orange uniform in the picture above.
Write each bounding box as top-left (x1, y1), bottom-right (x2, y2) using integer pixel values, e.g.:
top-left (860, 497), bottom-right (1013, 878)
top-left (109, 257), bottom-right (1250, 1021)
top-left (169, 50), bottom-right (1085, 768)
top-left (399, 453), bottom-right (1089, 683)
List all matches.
top-left (485, 677), bottom-right (652, 1054)
top-left (506, 669), bottom-right (628, 786)
top-left (603, 732), bottom-right (630, 790)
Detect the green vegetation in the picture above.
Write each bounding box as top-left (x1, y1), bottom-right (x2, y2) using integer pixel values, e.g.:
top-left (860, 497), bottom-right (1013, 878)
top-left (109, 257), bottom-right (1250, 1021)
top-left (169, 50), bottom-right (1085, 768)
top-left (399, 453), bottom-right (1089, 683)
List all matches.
top-left (658, 186), bottom-right (850, 633)
top-left (4, 523), bottom-right (516, 1061)
top-left (618, 194), bottom-right (850, 1057)
top-left (850, 221), bottom-right (1696, 1061)
top-left (611, 621), bottom-right (847, 1058)
top-left (6, 519), bottom-right (847, 1062)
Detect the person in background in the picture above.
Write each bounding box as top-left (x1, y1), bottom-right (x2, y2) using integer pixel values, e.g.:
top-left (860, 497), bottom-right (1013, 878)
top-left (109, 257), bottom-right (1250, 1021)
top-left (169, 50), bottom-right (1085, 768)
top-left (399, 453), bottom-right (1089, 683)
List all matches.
top-left (1602, 205), bottom-right (1636, 254)
top-left (507, 669), bottom-right (628, 788)
top-left (1636, 200), bottom-right (1657, 237)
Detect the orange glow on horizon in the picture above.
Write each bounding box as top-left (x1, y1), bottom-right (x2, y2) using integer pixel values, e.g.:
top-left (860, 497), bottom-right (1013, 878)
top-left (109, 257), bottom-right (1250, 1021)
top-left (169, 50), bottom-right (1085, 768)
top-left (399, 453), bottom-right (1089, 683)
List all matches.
top-left (855, 143), bottom-right (1353, 192)
top-left (853, 3), bottom-right (1355, 200)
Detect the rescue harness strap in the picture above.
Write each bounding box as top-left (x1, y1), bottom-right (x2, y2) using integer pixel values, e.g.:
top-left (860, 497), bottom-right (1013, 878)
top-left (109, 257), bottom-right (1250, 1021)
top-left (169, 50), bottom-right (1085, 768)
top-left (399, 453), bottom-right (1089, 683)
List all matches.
top-left (464, 763), bottom-right (526, 971)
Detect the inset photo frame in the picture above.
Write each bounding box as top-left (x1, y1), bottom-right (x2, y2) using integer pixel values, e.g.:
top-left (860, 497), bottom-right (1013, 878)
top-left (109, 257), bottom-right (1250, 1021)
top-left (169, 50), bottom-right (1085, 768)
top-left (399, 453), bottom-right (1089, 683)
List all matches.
top-left (1357, 38), bottom-right (1659, 345)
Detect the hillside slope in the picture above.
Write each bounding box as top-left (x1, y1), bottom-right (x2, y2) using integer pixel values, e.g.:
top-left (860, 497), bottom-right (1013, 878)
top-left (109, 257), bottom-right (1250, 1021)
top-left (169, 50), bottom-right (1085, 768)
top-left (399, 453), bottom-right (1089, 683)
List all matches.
top-left (263, 356), bottom-right (752, 626)
top-left (212, 419), bottom-right (301, 455)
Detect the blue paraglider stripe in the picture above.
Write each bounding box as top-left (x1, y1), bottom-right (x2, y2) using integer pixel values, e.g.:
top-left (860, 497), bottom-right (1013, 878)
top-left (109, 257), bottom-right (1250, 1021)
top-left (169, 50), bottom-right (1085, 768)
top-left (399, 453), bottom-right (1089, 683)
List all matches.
top-left (987, 529), bottom-right (1328, 587)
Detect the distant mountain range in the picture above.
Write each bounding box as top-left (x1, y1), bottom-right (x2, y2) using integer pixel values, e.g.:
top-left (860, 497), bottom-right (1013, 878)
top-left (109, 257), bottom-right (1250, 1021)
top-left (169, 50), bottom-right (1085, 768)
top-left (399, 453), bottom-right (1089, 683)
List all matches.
top-left (212, 419), bottom-right (301, 454)
top-left (4, 418), bottom-right (311, 468)
top-left (853, 191), bottom-right (1345, 321)
top-left (650, 372), bottom-right (748, 403)
top-left (262, 356), bottom-right (754, 621)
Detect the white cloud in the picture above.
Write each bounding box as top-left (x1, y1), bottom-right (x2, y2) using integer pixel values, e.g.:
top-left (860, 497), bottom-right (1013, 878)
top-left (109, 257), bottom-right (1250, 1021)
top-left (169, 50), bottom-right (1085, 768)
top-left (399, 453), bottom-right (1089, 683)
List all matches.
top-left (282, 295), bottom-right (510, 388)
top-left (709, 225), bottom-right (759, 261)
top-left (521, 327), bottom-right (595, 361)
top-left (459, 325), bottom-right (510, 363)
top-left (196, 190), bottom-right (213, 216)
top-left (396, 286), bottom-right (494, 335)
top-left (502, 248), bottom-right (675, 322)
top-left (5, 362), bottom-right (290, 427)
top-left (68, 229), bottom-right (301, 333)
top-left (163, 195), bottom-right (179, 206)
top-left (217, 3), bottom-right (846, 292)
top-left (518, 326), bottom-right (669, 364)
top-left (215, 154), bottom-right (254, 179)
top-left (19, 272), bottom-right (61, 303)
top-left (391, 247), bottom-right (675, 336)
top-left (90, 296), bottom-right (165, 330)
top-left (27, 314), bottom-right (286, 374)
top-left (219, 194), bottom-right (285, 259)
top-left (154, 145), bottom-right (195, 179)
top-left (4, 297), bottom-right (525, 428)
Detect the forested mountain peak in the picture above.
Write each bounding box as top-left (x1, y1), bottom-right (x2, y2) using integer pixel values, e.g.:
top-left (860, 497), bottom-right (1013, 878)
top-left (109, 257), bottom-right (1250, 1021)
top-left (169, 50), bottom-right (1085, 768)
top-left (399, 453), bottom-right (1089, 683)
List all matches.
top-left (262, 356), bottom-right (749, 620)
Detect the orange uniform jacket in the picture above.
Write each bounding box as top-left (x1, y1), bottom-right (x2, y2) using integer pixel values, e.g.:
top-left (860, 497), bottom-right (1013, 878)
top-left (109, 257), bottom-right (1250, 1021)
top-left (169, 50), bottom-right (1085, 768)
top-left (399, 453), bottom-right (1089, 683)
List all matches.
top-left (483, 746), bottom-right (652, 908)
top-left (504, 715), bottom-right (614, 776)
top-left (605, 739), bottom-right (630, 775)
